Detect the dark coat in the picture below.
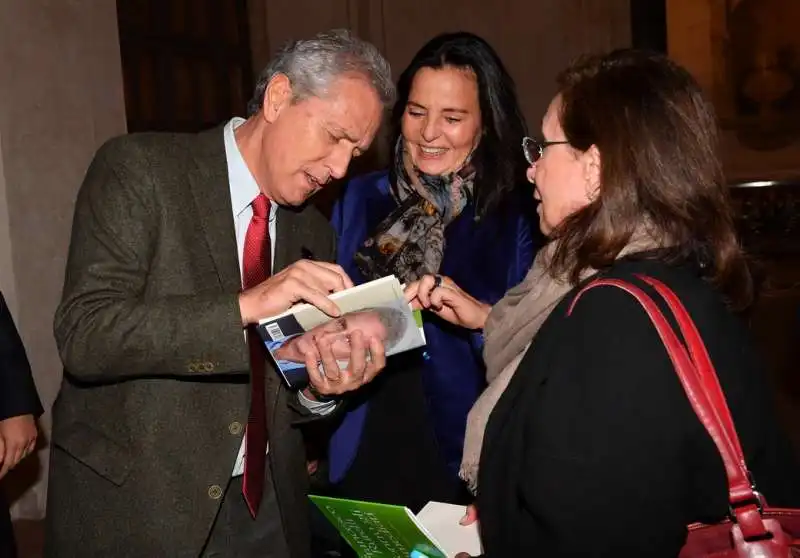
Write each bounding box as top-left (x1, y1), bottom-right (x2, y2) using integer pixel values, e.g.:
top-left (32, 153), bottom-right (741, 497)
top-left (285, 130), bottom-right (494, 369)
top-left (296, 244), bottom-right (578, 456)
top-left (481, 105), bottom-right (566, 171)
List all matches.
top-left (45, 128), bottom-right (336, 558)
top-left (478, 257), bottom-right (800, 557)
top-left (324, 171), bottom-right (539, 512)
top-left (0, 292), bottom-right (42, 421)
top-left (0, 291), bottom-right (43, 558)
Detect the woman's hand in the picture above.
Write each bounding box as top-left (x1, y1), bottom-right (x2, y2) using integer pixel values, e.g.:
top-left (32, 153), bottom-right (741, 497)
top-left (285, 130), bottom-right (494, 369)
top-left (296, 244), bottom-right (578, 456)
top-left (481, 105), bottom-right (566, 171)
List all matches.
top-left (453, 504), bottom-right (480, 557)
top-left (409, 504), bottom-right (481, 557)
top-left (460, 503), bottom-right (478, 525)
top-left (405, 275), bottom-right (491, 330)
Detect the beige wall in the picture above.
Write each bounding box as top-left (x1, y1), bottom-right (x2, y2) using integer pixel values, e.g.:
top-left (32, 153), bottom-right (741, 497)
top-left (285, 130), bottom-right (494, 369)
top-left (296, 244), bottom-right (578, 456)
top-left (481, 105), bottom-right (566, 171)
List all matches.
top-left (0, 0), bottom-right (127, 519)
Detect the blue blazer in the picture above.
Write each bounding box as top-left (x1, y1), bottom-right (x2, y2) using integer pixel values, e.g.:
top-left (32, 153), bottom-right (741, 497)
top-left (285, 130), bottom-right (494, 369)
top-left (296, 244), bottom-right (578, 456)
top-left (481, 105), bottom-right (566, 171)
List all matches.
top-left (328, 170), bottom-right (538, 483)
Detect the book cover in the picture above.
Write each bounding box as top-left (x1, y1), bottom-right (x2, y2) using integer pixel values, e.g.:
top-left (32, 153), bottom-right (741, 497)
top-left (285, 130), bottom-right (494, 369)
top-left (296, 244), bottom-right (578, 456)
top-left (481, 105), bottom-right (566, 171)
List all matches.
top-left (309, 496), bottom-right (482, 558)
top-left (256, 275), bottom-right (426, 389)
top-left (310, 495), bottom-right (446, 558)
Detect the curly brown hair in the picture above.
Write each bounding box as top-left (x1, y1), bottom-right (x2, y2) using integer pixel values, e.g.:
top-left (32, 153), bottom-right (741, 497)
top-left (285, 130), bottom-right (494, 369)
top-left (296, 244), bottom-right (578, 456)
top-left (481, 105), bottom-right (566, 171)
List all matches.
top-left (546, 49), bottom-right (752, 309)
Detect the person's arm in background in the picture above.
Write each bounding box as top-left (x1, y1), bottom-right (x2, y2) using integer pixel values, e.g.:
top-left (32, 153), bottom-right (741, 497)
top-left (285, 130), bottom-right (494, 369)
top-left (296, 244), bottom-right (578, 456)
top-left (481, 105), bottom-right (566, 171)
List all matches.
top-left (0, 292), bottom-right (43, 479)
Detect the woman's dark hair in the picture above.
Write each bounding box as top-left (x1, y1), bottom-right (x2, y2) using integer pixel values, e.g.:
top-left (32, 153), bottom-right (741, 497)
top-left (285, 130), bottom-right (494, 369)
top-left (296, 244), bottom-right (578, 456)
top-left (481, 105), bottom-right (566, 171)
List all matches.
top-left (391, 32), bottom-right (528, 219)
top-left (549, 49), bottom-right (752, 309)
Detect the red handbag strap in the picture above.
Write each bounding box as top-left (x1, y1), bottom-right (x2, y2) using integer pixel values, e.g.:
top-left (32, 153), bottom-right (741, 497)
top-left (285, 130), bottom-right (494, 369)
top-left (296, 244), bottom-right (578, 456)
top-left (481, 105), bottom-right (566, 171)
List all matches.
top-left (635, 275), bottom-right (748, 472)
top-left (568, 276), bottom-right (770, 539)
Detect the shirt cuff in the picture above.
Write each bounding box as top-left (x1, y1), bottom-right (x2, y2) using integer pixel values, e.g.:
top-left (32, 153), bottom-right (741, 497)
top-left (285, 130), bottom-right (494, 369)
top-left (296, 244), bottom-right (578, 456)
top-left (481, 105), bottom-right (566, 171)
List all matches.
top-left (297, 390), bottom-right (337, 415)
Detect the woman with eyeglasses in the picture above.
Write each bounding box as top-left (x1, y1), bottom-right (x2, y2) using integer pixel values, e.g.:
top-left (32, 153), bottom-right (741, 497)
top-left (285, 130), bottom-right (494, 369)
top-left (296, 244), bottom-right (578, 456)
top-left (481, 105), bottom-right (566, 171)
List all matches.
top-left (322, 32), bottom-right (540, 519)
top-left (407, 49), bottom-right (800, 556)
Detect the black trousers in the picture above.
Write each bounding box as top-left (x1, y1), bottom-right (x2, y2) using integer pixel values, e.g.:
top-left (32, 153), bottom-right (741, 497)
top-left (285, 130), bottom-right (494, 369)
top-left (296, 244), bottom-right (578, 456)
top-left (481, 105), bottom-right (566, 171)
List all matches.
top-left (202, 474), bottom-right (289, 558)
top-left (0, 490), bottom-right (17, 558)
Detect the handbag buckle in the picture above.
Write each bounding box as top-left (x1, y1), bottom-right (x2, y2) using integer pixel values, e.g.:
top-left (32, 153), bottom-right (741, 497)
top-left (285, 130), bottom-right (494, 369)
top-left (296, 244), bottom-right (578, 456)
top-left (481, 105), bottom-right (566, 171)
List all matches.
top-left (728, 490), bottom-right (765, 520)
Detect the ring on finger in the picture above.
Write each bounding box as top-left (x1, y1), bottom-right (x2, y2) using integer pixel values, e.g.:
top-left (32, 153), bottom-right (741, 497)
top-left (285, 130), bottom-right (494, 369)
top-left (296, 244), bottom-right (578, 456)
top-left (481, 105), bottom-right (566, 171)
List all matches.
top-left (433, 274), bottom-right (443, 289)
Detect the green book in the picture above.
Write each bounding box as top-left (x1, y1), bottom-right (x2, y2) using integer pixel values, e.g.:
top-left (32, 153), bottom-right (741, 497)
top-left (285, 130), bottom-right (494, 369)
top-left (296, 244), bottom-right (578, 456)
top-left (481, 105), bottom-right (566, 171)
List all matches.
top-left (309, 495), bottom-right (482, 558)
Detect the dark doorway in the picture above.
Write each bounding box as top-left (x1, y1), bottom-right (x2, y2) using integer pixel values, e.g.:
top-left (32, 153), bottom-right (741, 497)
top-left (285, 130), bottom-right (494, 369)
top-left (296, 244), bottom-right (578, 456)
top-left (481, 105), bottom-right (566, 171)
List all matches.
top-left (630, 0), bottom-right (667, 53)
top-left (116, 0), bottom-right (254, 133)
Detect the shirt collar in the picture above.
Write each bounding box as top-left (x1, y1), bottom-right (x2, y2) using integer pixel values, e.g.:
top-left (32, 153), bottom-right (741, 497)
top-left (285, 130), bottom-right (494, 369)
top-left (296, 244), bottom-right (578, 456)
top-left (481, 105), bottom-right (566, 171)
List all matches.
top-left (224, 117), bottom-right (262, 217)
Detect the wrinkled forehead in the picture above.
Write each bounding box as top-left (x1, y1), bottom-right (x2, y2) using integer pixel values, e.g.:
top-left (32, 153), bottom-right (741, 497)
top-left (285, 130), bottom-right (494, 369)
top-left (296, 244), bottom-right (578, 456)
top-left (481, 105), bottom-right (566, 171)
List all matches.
top-left (343, 310), bottom-right (384, 332)
top-left (314, 317), bottom-right (347, 335)
top-left (309, 76), bottom-right (383, 141)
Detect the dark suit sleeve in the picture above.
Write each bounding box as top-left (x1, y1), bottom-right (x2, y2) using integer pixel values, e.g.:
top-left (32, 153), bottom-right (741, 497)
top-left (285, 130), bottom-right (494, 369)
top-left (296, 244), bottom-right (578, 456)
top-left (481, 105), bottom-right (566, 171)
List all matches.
top-left (517, 286), bottom-right (694, 555)
top-left (54, 141), bottom-right (249, 384)
top-left (0, 293), bottom-right (43, 421)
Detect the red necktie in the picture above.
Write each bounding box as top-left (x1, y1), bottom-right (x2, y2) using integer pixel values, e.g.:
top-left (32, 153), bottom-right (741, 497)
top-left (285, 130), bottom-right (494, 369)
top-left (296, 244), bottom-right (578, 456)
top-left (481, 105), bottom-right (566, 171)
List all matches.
top-left (242, 193), bottom-right (271, 517)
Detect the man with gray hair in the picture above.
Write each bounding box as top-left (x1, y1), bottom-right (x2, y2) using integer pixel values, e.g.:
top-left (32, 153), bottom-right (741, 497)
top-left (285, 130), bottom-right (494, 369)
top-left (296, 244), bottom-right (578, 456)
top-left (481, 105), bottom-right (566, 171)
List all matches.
top-left (45, 29), bottom-right (395, 558)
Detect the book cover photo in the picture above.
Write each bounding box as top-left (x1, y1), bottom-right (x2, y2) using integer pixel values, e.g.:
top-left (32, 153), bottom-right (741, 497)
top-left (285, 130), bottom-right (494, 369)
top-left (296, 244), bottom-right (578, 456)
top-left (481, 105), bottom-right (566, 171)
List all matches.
top-left (256, 275), bottom-right (426, 389)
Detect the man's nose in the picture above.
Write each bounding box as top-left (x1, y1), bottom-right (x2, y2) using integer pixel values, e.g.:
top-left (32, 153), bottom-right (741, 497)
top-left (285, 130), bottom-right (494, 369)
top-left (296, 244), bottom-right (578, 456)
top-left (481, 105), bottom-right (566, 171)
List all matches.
top-left (328, 145), bottom-right (353, 180)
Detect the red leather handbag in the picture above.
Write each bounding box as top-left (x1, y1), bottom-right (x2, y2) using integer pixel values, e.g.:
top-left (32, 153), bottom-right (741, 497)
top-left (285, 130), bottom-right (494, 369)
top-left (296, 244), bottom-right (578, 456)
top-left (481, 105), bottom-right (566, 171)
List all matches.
top-left (573, 274), bottom-right (800, 557)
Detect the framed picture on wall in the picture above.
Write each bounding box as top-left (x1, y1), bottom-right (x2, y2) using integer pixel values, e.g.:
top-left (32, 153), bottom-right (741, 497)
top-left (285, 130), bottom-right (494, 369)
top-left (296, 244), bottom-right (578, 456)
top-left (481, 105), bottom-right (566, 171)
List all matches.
top-left (665, 0), bottom-right (800, 151)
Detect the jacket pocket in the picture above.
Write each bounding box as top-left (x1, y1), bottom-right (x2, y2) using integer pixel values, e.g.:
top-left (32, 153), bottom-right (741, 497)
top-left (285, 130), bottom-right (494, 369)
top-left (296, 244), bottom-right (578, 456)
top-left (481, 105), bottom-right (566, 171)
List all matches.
top-left (52, 421), bottom-right (133, 486)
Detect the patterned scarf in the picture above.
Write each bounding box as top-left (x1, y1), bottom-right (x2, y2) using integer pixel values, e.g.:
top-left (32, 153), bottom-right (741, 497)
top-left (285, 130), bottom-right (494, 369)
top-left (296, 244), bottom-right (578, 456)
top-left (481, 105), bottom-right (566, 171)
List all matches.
top-left (354, 139), bottom-right (476, 283)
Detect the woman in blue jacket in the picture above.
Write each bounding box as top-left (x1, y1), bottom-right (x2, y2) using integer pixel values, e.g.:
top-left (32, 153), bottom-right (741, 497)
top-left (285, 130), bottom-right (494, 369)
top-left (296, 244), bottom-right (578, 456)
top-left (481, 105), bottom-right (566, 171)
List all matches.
top-left (327, 32), bottom-right (540, 511)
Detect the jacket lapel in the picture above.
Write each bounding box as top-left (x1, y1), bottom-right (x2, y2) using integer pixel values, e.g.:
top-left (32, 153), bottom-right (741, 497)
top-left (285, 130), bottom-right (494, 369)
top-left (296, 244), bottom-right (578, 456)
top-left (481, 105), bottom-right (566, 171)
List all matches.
top-left (187, 127), bottom-right (242, 292)
top-left (273, 204), bottom-right (330, 272)
top-left (273, 206), bottom-right (301, 273)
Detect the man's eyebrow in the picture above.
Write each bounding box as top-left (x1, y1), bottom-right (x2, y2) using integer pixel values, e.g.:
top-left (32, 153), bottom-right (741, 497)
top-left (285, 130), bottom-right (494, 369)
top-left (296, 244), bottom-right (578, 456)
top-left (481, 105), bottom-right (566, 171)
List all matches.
top-left (327, 123), bottom-right (359, 143)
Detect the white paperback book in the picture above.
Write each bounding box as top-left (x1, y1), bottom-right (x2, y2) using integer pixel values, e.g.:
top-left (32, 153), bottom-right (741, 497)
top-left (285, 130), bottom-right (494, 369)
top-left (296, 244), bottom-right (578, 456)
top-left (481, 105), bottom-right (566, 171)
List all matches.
top-left (416, 501), bottom-right (483, 557)
top-left (256, 275), bottom-right (427, 390)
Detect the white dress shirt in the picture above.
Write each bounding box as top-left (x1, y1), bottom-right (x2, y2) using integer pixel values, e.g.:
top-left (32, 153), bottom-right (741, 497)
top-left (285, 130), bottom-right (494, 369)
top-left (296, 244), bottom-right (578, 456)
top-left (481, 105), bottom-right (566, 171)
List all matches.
top-left (224, 117), bottom-right (335, 476)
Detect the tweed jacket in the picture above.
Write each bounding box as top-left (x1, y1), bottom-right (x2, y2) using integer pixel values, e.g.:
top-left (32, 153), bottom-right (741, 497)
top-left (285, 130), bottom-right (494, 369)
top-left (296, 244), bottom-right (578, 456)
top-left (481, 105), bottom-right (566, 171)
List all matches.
top-left (45, 127), bottom-right (335, 557)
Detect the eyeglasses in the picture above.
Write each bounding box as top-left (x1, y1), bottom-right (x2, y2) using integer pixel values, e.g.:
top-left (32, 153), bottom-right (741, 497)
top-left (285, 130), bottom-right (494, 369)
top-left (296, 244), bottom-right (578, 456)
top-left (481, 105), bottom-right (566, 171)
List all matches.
top-left (522, 137), bottom-right (570, 165)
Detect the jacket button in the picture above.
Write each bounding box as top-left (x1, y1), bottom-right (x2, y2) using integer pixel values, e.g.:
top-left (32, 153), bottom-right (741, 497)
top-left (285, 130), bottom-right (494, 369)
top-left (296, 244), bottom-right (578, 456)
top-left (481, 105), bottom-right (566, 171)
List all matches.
top-left (228, 421), bottom-right (242, 435)
top-left (208, 484), bottom-right (223, 500)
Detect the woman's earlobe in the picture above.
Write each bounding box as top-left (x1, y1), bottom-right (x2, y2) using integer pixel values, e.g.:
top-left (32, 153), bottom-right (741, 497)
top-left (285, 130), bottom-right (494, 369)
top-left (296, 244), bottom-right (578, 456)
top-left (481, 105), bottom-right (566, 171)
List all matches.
top-left (583, 145), bottom-right (602, 200)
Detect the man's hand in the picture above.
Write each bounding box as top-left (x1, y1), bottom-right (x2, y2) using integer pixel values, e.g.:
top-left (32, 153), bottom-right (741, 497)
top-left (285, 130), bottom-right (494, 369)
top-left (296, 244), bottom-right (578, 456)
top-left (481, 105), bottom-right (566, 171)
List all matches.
top-left (298, 329), bottom-right (386, 397)
top-left (238, 260), bottom-right (354, 326)
top-left (405, 275), bottom-right (491, 330)
top-left (0, 414), bottom-right (38, 479)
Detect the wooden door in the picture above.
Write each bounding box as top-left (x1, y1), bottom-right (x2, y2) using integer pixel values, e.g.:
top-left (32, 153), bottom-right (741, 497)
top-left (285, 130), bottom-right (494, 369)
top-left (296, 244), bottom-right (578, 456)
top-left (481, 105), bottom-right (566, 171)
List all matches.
top-left (116, 0), bottom-right (254, 133)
